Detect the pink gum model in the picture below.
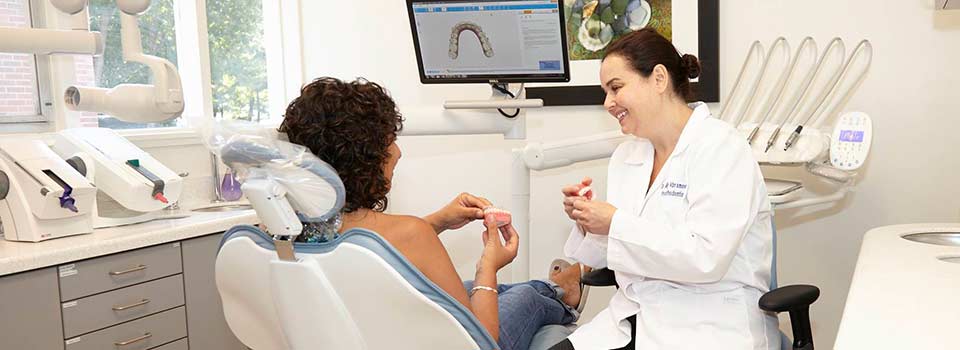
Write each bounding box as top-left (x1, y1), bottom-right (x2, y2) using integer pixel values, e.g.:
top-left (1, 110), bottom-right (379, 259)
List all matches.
top-left (483, 207), bottom-right (512, 227)
top-left (577, 186), bottom-right (594, 200)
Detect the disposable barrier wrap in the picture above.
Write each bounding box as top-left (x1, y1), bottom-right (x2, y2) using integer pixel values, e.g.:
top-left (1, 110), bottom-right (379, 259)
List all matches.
top-left (202, 120), bottom-right (346, 223)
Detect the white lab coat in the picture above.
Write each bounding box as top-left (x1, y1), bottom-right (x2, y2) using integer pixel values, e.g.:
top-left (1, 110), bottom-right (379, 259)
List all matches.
top-left (564, 102), bottom-right (780, 349)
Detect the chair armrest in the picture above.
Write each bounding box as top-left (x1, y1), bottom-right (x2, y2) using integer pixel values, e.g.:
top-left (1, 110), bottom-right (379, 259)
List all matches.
top-left (580, 267), bottom-right (617, 287)
top-left (760, 284), bottom-right (820, 350)
top-left (759, 284), bottom-right (820, 312)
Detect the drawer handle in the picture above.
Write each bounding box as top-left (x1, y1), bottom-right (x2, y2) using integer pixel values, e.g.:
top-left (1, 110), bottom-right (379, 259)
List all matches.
top-left (112, 299), bottom-right (151, 311)
top-left (114, 332), bottom-right (152, 346)
top-left (109, 264), bottom-right (148, 276)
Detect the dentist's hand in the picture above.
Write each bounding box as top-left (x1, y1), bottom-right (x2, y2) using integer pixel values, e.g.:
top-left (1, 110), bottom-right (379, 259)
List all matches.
top-left (571, 199), bottom-right (616, 235)
top-left (425, 192), bottom-right (493, 234)
top-left (562, 177), bottom-right (593, 221)
top-left (478, 214), bottom-right (519, 271)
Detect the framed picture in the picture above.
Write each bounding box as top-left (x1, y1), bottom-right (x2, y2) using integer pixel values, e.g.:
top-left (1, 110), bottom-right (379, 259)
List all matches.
top-left (526, 0), bottom-right (719, 105)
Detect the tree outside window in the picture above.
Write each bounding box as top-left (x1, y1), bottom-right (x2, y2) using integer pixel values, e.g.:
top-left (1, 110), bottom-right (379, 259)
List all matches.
top-left (71, 0), bottom-right (271, 128)
top-left (70, 0), bottom-right (179, 128)
top-left (207, 0), bottom-right (269, 122)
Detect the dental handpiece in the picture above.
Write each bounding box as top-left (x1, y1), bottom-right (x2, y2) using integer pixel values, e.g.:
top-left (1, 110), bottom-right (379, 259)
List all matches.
top-left (762, 38), bottom-right (826, 151)
top-left (767, 38), bottom-right (845, 152)
top-left (732, 38), bottom-right (785, 128)
top-left (748, 38), bottom-right (813, 145)
top-left (784, 39), bottom-right (871, 151)
top-left (718, 41), bottom-right (764, 122)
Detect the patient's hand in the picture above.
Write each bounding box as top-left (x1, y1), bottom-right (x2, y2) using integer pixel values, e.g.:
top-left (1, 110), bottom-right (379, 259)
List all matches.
top-left (425, 192), bottom-right (493, 234)
top-left (478, 214), bottom-right (519, 271)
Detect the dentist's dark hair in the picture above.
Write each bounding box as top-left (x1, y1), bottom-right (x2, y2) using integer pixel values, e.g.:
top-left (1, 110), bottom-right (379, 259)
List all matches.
top-left (279, 77), bottom-right (404, 213)
top-left (603, 27), bottom-right (701, 102)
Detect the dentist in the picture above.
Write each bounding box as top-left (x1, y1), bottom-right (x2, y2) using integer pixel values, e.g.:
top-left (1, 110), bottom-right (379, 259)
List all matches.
top-left (552, 28), bottom-right (779, 349)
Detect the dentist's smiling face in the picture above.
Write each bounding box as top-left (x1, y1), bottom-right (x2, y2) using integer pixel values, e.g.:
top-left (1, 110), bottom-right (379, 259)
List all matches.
top-left (600, 54), bottom-right (662, 138)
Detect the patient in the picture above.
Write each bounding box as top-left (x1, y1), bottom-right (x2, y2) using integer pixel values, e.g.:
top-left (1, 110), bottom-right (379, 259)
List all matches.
top-left (279, 77), bottom-right (582, 350)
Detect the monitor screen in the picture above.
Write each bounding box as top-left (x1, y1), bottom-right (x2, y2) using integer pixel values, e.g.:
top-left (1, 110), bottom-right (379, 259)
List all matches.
top-left (406, 0), bottom-right (570, 84)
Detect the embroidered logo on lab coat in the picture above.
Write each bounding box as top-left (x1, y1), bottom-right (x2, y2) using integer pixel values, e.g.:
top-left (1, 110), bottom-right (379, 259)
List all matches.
top-left (661, 181), bottom-right (687, 198)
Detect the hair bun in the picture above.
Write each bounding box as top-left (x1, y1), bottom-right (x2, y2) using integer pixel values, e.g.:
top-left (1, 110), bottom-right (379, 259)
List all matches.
top-left (680, 54), bottom-right (701, 79)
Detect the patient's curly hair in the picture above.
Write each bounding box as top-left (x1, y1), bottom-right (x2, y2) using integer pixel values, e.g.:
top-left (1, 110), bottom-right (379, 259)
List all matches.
top-left (279, 77), bottom-right (404, 213)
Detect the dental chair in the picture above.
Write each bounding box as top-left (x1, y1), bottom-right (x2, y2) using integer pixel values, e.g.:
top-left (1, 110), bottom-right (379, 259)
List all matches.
top-left (211, 137), bottom-right (566, 350)
top-left (579, 218), bottom-right (820, 350)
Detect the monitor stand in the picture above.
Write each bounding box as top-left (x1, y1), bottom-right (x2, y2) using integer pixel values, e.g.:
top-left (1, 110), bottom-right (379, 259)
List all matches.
top-left (443, 83), bottom-right (544, 110)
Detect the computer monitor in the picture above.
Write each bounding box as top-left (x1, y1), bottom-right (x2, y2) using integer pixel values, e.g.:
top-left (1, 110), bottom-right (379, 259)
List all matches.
top-left (406, 0), bottom-right (570, 84)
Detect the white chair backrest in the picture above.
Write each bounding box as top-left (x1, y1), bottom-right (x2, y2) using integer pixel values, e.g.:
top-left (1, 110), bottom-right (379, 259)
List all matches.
top-left (215, 226), bottom-right (497, 350)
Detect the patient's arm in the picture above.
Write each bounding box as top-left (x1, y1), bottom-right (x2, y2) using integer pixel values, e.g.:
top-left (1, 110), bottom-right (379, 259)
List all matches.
top-left (378, 216), bottom-right (473, 309)
top-left (377, 215), bottom-right (502, 342)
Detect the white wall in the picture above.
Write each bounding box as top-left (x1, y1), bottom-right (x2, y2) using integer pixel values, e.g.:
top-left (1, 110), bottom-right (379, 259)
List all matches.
top-left (299, 0), bottom-right (960, 348)
top-left (724, 1), bottom-right (960, 348)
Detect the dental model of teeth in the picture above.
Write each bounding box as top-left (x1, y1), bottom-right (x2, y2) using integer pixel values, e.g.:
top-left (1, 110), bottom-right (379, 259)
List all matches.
top-left (578, 186), bottom-right (594, 200)
top-left (483, 207), bottom-right (512, 227)
top-left (449, 21), bottom-right (495, 59)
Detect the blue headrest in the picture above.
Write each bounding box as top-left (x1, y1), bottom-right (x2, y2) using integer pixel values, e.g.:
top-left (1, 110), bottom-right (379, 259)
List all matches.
top-left (219, 225), bottom-right (499, 350)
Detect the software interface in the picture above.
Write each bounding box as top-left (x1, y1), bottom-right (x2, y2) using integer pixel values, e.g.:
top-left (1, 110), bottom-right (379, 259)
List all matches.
top-left (411, 0), bottom-right (566, 81)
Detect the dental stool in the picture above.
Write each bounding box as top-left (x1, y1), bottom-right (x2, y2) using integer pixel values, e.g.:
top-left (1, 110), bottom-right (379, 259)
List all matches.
top-left (579, 218), bottom-right (820, 350)
top-left (210, 136), bottom-right (566, 349)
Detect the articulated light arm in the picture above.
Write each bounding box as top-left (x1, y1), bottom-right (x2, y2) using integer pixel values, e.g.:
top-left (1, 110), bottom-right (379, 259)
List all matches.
top-left (0, 0), bottom-right (184, 123)
top-left (63, 0), bottom-right (185, 123)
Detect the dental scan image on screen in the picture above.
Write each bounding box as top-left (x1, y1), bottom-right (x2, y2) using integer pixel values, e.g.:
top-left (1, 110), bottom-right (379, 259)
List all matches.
top-left (409, 0), bottom-right (569, 83)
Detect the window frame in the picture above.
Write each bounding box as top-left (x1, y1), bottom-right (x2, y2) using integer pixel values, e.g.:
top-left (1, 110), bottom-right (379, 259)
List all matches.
top-left (4, 0), bottom-right (304, 136)
top-left (0, 0), bottom-right (56, 125)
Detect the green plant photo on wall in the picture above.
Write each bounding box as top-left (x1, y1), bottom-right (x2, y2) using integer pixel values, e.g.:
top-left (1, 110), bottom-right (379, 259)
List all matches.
top-left (565, 0), bottom-right (672, 60)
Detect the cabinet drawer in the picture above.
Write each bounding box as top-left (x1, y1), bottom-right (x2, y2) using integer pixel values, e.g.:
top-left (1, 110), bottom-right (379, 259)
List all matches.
top-left (62, 275), bottom-right (185, 338)
top-left (150, 337), bottom-right (188, 350)
top-left (59, 242), bottom-right (183, 301)
top-left (64, 307), bottom-right (187, 350)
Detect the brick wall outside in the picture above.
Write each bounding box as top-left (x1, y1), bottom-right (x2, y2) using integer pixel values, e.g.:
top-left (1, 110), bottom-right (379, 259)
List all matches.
top-left (0, 0), bottom-right (41, 118)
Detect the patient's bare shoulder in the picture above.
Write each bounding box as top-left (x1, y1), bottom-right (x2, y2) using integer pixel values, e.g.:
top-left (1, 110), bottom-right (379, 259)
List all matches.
top-left (375, 214), bottom-right (438, 248)
top-left (359, 213), bottom-right (470, 307)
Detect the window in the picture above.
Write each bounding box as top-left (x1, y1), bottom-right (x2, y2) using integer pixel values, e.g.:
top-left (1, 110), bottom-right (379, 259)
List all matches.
top-left (0, 0), bottom-right (49, 123)
top-left (70, 0), bottom-right (299, 129)
top-left (1, 0), bottom-right (298, 130)
top-left (73, 0), bottom-right (181, 129)
top-left (207, 0), bottom-right (271, 122)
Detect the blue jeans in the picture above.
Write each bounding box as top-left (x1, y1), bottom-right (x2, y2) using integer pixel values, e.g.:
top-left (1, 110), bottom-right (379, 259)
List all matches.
top-left (463, 280), bottom-right (579, 350)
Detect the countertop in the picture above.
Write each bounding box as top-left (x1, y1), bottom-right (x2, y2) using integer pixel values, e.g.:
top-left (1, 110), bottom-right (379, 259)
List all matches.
top-left (834, 223), bottom-right (960, 349)
top-left (0, 209), bottom-right (258, 277)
